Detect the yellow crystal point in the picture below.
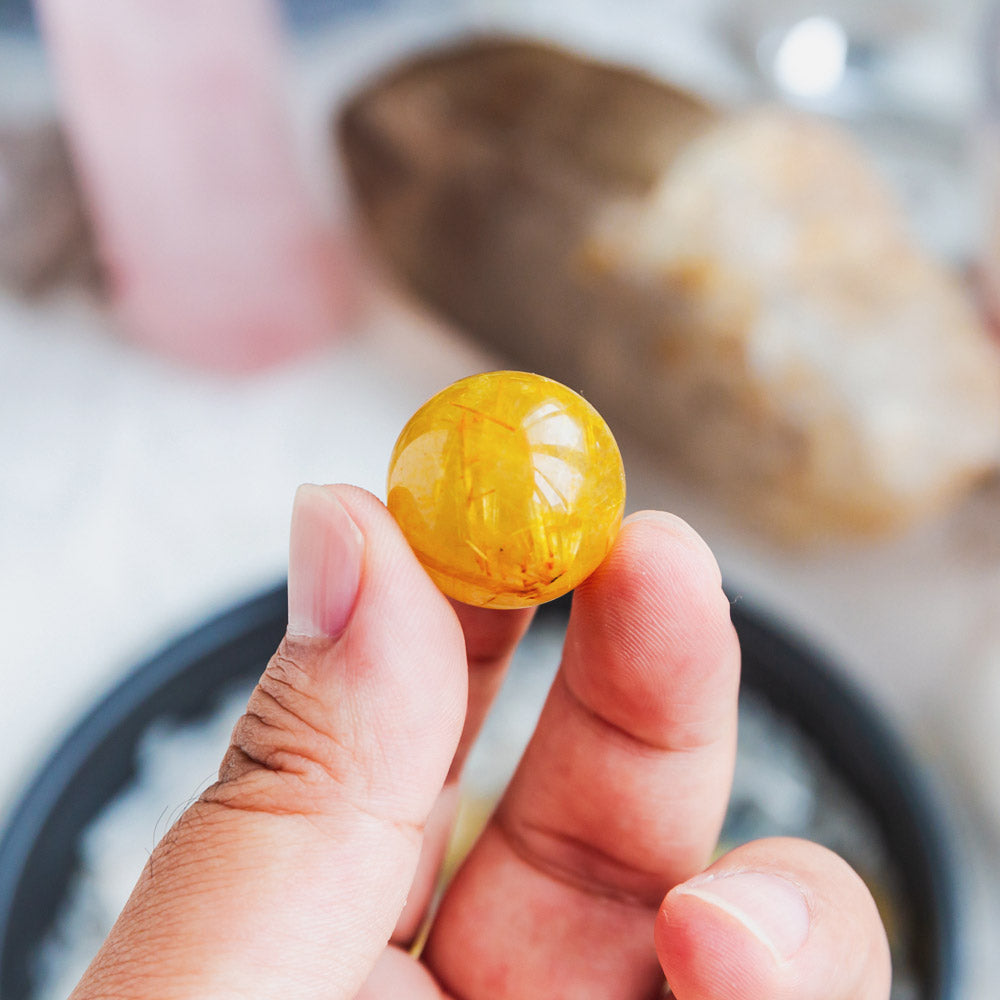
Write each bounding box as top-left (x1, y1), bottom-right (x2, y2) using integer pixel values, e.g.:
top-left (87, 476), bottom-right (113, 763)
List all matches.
top-left (387, 370), bottom-right (626, 608)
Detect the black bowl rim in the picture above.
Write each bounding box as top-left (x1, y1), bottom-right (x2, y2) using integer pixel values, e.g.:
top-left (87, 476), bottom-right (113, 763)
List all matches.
top-left (0, 582), bottom-right (960, 999)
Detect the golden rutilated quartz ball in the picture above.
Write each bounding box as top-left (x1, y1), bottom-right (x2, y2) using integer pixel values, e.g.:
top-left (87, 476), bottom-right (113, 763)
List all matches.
top-left (387, 370), bottom-right (626, 608)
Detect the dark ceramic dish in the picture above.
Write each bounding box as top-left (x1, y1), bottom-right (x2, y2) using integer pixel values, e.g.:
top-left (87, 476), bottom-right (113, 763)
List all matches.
top-left (0, 584), bottom-right (958, 999)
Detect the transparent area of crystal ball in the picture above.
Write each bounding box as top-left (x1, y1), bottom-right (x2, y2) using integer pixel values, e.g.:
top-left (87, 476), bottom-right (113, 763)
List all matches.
top-left (387, 371), bottom-right (626, 608)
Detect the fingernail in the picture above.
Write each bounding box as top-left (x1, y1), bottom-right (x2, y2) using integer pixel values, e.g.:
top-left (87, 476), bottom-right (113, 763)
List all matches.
top-left (674, 871), bottom-right (811, 962)
top-left (287, 484), bottom-right (364, 638)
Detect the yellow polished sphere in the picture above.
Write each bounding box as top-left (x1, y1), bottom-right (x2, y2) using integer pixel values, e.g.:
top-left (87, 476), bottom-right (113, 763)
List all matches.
top-left (387, 371), bottom-right (626, 608)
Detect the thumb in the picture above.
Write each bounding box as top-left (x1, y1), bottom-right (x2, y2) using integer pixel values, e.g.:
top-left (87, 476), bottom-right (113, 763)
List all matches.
top-left (71, 485), bottom-right (468, 1000)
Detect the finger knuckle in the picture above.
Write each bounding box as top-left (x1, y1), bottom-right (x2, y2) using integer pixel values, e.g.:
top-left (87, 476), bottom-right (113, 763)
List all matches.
top-left (213, 644), bottom-right (361, 799)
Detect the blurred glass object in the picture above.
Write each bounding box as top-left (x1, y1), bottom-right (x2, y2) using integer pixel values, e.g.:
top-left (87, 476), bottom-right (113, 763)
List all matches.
top-left (976, 2), bottom-right (1000, 329)
top-left (719, 0), bottom-right (989, 262)
top-left (724, 0), bottom-right (980, 119)
top-left (769, 15), bottom-right (850, 98)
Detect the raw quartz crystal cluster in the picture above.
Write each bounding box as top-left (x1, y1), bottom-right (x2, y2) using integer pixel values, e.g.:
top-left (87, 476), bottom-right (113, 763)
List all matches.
top-left (342, 39), bottom-right (1000, 540)
top-left (387, 371), bottom-right (626, 608)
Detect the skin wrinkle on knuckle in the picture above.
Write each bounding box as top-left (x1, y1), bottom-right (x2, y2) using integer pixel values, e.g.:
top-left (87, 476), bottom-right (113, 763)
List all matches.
top-left (263, 652), bottom-right (327, 710)
top-left (204, 708), bottom-right (427, 839)
top-left (232, 648), bottom-right (364, 777)
top-left (214, 743), bottom-right (346, 808)
top-left (558, 671), bottom-right (681, 757)
top-left (197, 768), bottom-right (427, 854)
top-left (237, 697), bottom-right (350, 770)
top-left (213, 784), bottom-right (426, 846)
top-left (494, 809), bottom-right (666, 910)
top-left (208, 662), bottom-right (384, 822)
top-left (559, 663), bottom-right (728, 757)
top-left (217, 715), bottom-right (374, 814)
top-left (599, 613), bottom-right (739, 738)
top-left (261, 648), bottom-right (338, 732)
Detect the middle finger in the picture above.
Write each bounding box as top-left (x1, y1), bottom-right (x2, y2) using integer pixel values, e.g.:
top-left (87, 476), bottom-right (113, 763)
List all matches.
top-left (424, 511), bottom-right (740, 999)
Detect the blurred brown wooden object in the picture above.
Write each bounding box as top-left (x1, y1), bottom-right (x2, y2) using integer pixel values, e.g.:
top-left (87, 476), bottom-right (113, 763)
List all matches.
top-left (338, 37), bottom-right (1000, 540)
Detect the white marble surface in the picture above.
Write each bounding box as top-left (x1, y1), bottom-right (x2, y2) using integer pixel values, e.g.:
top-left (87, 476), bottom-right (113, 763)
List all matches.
top-left (0, 279), bottom-right (480, 812)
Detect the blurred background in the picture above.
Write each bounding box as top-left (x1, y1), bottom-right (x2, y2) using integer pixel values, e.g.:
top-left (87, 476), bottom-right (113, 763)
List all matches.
top-left (2, 0), bottom-right (1000, 996)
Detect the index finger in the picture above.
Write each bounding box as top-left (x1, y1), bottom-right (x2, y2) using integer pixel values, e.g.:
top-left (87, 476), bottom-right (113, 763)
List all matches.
top-left (424, 510), bottom-right (740, 999)
top-left (393, 600), bottom-right (535, 943)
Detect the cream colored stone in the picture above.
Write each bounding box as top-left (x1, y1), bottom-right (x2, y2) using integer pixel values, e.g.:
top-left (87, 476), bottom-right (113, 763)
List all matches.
top-left (339, 39), bottom-right (1000, 539)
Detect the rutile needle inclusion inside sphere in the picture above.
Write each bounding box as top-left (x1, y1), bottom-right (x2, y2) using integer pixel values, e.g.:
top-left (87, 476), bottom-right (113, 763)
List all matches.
top-left (387, 370), bottom-right (626, 608)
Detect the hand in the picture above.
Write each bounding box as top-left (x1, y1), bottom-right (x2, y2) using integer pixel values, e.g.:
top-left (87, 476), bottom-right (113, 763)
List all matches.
top-left (70, 484), bottom-right (891, 999)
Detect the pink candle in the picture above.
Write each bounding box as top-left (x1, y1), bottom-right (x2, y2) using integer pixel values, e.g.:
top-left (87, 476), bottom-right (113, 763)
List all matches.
top-left (36, 0), bottom-right (350, 371)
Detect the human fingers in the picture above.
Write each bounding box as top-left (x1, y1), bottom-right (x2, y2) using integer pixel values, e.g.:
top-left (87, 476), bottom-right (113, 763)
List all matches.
top-left (393, 600), bottom-right (535, 944)
top-left (448, 601), bottom-right (537, 781)
top-left (423, 511), bottom-right (740, 1000)
top-left (657, 837), bottom-right (891, 1000)
top-left (70, 485), bottom-right (468, 1000)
